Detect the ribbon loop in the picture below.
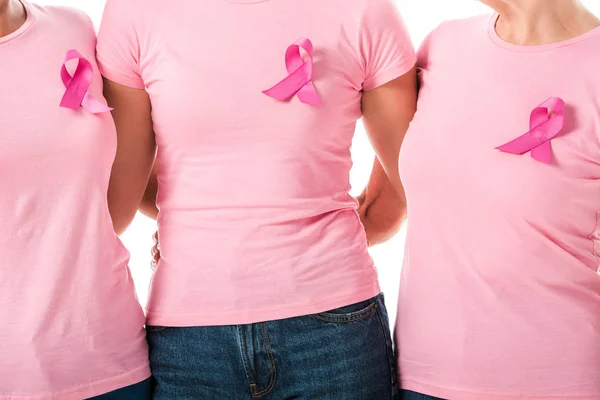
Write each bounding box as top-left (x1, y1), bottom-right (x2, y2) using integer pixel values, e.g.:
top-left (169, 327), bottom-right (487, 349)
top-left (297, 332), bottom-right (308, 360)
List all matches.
top-left (263, 37), bottom-right (321, 106)
top-left (60, 50), bottom-right (112, 114)
top-left (496, 97), bottom-right (565, 163)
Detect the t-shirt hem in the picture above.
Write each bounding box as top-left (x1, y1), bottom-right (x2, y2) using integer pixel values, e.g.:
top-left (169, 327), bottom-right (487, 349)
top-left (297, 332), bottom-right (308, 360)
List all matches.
top-left (97, 60), bottom-right (145, 90)
top-left (146, 282), bottom-right (381, 326)
top-left (401, 378), bottom-right (600, 400)
top-left (1, 363), bottom-right (151, 400)
top-left (362, 54), bottom-right (417, 91)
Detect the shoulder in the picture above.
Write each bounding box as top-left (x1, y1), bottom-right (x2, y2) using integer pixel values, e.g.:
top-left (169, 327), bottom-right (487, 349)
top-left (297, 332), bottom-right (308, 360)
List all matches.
top-left (417, 14), bottom-right (492, 64)
top-left (31, 4), bottom-right (95, 38)
top-left (325, 0), bottom-right (405, 27)
top-left (427, 14), bottom-right (492, 46)
top-left (99, 0), bottom-right (159, 34)
top-left (572, 31), bottom-right (600, 80)
top-left (102, 0), bottom-right (154, 19)
top-left (359, 0), bottom-right (405, 22)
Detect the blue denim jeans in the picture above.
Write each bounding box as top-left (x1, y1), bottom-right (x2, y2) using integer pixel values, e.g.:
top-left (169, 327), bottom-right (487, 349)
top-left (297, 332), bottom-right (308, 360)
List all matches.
top-left (86, 378), bottom-right (152, 399)
top-left (148, 294), bottom-right (397, 399)
top-left (400, 390), bottom-right (445, 400)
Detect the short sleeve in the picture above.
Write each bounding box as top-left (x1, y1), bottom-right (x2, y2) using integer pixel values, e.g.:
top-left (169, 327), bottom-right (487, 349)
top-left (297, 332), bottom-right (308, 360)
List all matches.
top-left (96, 0), bottom-right (145, 89)
top-left (415, 21), bottom-right (447, 70)
top-left (359, 0), bottom-right (417, 91)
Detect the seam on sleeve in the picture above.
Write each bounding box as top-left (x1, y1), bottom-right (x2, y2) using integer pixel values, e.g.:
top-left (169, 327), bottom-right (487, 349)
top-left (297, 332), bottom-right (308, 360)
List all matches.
top-left (362, 53), bottom-right (416, 91)
top-left (97, 58), bottom-right (146, 90)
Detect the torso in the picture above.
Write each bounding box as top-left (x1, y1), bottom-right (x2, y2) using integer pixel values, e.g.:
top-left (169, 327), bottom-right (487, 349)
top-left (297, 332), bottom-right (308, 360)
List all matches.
top-left (397, 15), bottom-right (600, 399)
top-left (97, 0), bottom-right (415, 326)
top-left (0, 3), bottom-right (149, 398)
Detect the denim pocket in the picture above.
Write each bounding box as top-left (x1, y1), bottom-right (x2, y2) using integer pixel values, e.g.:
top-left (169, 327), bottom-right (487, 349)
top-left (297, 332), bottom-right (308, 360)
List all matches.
top-left (146, 325), bottom-right (169, 333)
top-left (314, 296), bottom-right (379, 323)
top-left (373, 295), bottom-right (398, 387)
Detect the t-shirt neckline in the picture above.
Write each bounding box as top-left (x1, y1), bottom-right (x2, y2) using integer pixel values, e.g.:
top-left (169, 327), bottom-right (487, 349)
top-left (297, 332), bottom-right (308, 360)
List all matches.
top-left (488, 13), bottom-right (600, 53)
top-left (0, 0), bottom-right (34, 45)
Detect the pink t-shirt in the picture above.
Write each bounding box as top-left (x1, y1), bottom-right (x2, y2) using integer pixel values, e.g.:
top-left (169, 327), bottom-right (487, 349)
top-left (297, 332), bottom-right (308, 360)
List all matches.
top-left (0, 3), bottom-right (150, 399)
top-left (97, 0), bottom-right (416, 326)
top-left (397, 15), bottom-right (600, 400)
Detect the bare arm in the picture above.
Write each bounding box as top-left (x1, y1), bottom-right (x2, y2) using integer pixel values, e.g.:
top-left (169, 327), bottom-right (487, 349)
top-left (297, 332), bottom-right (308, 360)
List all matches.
top-left (357, 158), bottom-right (407, 246)
top-left (104, 79), bottom-right (156, 234)
top-left (359, 67), bottom-right (417, 246)
top-left (140, 164), bottom-right (158, 220)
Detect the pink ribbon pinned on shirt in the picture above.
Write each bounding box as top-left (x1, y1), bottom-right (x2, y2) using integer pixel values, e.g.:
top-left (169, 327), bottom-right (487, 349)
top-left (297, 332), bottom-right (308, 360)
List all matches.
top-left (59, 50), bottom-right (112, 114)
top-left (263, 37), bottom-right (322, 105)
top-left (496, 97), bottom-right (565, 163)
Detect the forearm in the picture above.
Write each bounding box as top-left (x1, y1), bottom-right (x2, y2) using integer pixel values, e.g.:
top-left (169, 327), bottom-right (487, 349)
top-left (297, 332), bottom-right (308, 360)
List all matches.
top-left (359, 68), bottom-right (417, 245)
top-left (104, 78), bottom-right (156, 234)
top-left (362, 66), bottom-right (417, 198)
top-left (139, 164), bottom-right (158, 220)
top-left (360, 158), bottom-right (407, 246)
top-left (359, 158), bottom-right (389, 209)
top-left (108, 147), bottom-right (155, 234)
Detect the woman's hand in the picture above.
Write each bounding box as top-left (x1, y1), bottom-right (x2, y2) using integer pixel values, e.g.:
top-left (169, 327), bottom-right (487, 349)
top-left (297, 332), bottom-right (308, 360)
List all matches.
top-left (151, 231), bottom-right (160, 270)
top-left (357, 160), bottom-right (407, 247)
top-left (359, 179), bottom-right (406, 247)
top-left (140, 165), bottom-right (159, 220)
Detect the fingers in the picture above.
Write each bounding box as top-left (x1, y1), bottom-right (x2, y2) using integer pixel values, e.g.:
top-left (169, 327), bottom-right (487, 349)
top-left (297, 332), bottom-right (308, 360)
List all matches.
top-left (356, 191), bottom-right (367, 206)
top-left (150, 231), bottom-right (160, 270)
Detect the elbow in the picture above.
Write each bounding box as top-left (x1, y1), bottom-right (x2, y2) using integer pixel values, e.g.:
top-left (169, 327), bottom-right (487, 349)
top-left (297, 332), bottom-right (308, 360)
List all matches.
top-left (139, 201), bottom-right (159, 220)
top-left (388, 207), bottom-right (407, 235)
top-left (391, 210), bottom-right (407, 229)
top-left (112, 219), bottom-right (131, 236)
top-left (111, 212), bottom-right (136, 236)
top-left (108, 200), bottom-right (138, 235)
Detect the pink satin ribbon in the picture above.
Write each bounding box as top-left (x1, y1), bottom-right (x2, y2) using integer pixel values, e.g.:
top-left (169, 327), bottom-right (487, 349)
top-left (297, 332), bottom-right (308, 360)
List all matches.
top-left (496, 97), bottom-right (565, 163)
top-left (60, 50), bottom-right (112, 114)
top-left (263, 37), bottom-right (321, 105)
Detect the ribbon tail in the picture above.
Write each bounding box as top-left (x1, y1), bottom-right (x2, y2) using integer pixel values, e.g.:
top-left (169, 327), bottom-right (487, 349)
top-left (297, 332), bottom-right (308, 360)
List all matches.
top-left (263, 62), bottom-right (312, 102)
top-left (496, 132), bottom-right (539, 155)
top-left (531, 140), bottom-right (552, 163)
top-left (60, 77), bottom-right (88, 110)
top-left (297, 82), bottom-right (321, 105)
top-left (262, 81), bottom-right (298, 101)
top-left (81, 92), bottom-right (113, 114)
top-left (60, 93), bottom-right (81, 110)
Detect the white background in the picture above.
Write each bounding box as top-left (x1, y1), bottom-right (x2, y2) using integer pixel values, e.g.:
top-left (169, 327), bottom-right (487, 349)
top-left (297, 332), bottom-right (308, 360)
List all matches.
top-left (34, 0), bottom-right (600, 325)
